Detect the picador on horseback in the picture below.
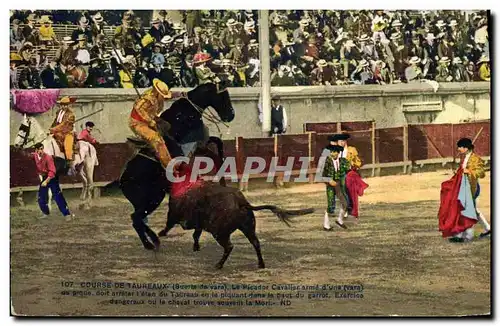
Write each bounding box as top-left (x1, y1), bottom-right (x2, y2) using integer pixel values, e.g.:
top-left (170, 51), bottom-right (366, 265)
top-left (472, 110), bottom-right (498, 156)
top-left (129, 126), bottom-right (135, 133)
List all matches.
top-left (119, 55), bottom-right (236, 251)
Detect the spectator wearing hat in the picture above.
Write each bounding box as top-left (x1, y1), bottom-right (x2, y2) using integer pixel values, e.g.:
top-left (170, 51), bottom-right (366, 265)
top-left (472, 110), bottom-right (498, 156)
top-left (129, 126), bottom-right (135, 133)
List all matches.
top-left (10, 53), bottom-right (22, 89)
top-left (91, 12), bottom-right (106, 41)
top-left (448, 19), bottom-right (465, 55)
top-left (72, 16), bottom-right (93, 45)
top-left (220, 19), bottom-right (243, 53)
top-left (293, 19), bottom-right (309, 44)
top-left (40, 61), bottom-right (68, 88)
top-left (185, 10), bottom-right (203, 37)
top-left (90, 34), bottom-right (107, 61)
top-left (464, 61), bottom-right (477, 82)
top-left (408, 34), bottom-right (430, 77)
top-left (119, 59), bottom-right (135, 88)
top-left (149, 17), bottom-right (166, 43)
top-left (38, 15), bottom-right (57, 46)
top-left (271, 65), bottom-right (295, 86)
top-left (133, 59), bottom-right (152, 88)
top-left (310, 59), bottom-right (333, 85)
top-left (226, 39), bottom-right (246, 66)
top-left (179, 54), bottom-right (196, 88)
top-left (151, 43), bottom-right (166, 67)
top-left (243, 20), bottom-right (257, 43)
top-left (373, 60), bottom-right (392, 85)
top-left (358, 34), bottom-right (378, 60)
top-left (435, 57), bottom-right (453, 82)
top-left (74, 34), bottom-right (91, 66)
top-left (477, 55), bottom-right (490, 81)
top-left (387, 31), bottom-right (407, 81)
top-left (405, 56), bottom-right (423, 82)
top-left (19, 41), bottom-right (35, 65)
top-left (340, 38), bottom-right (360, 80)
top-left (193, 52), bottom-right (217, 85)
top-left (350, 59), bottom-right (374, 85)
top-left (270, 96), bottom-right (287, 136)
top-left (371, 10), bottom-right (389, 42)
top-left (451, 57), bottom-right (467, 82)
top-left (19, 58), bottom-right (42, 89)
top-left (10, 19), bottom-right (24, 50)
top-left (322, 144), bottom-right (351, 231)
top-left (23, 14), bottom-right (38, 45)
top-left (437, 36), bottom-right (454, 62)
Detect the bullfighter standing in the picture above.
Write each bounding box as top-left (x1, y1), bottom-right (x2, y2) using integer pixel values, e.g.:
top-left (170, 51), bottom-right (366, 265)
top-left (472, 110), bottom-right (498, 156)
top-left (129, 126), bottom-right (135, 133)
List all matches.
top-left (439, 138), bottom-right (491, 242)
top-left (336, 133), bottom-right (368, 222)
top-left (33, 142), bottom-right (73, 221)
top-left (322, 144), bottom-right (350, 231)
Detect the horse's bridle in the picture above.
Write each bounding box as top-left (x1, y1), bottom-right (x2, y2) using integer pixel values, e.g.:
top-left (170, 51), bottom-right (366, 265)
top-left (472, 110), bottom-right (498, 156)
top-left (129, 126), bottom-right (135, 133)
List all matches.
top-left (181, 92), bottom-right (231, 138)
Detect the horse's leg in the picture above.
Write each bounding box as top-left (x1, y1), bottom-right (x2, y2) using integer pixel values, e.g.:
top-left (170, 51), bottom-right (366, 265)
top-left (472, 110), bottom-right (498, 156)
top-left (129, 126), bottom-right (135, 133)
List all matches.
top-left (239, 210), bottom-right (265, 269)
top-left (84, 156), bottom-right (95, 208)
top-left (79, 163), bottom-right (88, 202)
top-left (212, 233), bottom-right (234, 269)
top-left (131, 210), bottom-right (155, 250)
top-left (193, 229), bottom-right (202, 252)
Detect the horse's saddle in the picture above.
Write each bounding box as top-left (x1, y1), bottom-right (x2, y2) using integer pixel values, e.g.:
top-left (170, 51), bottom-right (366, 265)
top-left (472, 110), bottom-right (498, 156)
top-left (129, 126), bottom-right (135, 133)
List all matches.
top-left (126, 136), bottom-right (149, 148)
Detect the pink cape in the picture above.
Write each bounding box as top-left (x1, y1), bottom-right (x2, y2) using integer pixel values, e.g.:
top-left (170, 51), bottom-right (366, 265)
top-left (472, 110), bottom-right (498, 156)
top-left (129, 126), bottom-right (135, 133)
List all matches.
top-left (11, 89), bottom-right (61, 114)
top-left (346, 170), bottom-right (369, 218)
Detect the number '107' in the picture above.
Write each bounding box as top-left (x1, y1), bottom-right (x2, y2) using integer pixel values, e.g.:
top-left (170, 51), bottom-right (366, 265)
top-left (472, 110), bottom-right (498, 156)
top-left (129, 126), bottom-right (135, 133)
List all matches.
top-left (61, 281), bottom-right (73, 287)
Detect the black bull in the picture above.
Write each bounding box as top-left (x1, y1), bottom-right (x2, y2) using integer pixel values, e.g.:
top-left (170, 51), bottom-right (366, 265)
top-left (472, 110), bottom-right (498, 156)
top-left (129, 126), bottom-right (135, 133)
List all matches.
top-left (158, 180), bottom-right (315, 269)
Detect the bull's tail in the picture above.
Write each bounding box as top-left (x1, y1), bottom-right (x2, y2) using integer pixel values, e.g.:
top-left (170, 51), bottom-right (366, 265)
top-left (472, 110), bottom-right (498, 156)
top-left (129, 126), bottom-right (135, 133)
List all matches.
top-left (247, 205), bottom-right (315, 227)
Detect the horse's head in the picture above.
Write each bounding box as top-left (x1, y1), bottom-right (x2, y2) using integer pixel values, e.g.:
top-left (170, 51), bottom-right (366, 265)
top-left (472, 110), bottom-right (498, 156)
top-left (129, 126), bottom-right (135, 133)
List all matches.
top-left (188, 82), bottom-right (235, 123)
top-left (13, 114), bottom-right (32, 149)
top-left (13, 114), bottom-right (45, 149)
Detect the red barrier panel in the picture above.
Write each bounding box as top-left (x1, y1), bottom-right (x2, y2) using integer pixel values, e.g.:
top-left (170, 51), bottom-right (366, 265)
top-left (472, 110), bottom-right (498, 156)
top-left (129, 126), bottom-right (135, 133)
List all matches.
top-left (408, 124), bottom-right (453, 161)
top-left (377, 127), bottom-right (404, 163)
top-left (452, 121), bottom-right (490, 157)
top-left (304, 121), bottom-right (372, 133)
top-left (240, 137), bottom-right (275, 173)
top-left (277, 134), bottom-right (310, 170)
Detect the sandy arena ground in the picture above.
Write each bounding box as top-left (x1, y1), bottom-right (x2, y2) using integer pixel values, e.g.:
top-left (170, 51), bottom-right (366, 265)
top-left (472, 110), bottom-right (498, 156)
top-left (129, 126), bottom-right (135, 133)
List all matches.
top-left (10, 171), bottom-right (491, 317)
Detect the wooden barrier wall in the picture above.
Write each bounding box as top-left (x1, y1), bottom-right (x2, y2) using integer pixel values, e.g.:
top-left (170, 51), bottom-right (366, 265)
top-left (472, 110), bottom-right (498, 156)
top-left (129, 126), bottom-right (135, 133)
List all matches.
top-left (10, 120), bottom-right (491, 190)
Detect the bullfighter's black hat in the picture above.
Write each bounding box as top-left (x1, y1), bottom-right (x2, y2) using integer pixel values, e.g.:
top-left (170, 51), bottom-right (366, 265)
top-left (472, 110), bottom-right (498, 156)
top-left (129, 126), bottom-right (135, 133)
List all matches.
top-left (457, 138), bottom-right (474, 150)
top-left (327, 144), bottom-right (344, 153)
top-left (336, 133), bottom-right (350, 140)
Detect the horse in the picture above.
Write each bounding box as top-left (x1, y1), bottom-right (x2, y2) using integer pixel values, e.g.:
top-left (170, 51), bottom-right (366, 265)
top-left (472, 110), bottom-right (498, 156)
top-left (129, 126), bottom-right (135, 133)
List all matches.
top-left (119, 82), bottom-right (235, 251)
top-left (13, 114), bottom-right (99, 208)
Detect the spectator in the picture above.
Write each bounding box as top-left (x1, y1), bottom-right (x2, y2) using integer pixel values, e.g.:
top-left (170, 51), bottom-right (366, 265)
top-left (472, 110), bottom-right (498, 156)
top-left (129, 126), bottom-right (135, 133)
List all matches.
top-left (405, 56), bottom-right (422, 82)
top-left (10, 53), bottom-right (22, 89)
top-left (22, 14), bottom-right (38, 45)
top-left (38, 15), bottom-right (58, 45)
top-left (10, 19), bottom-right (24, 50)
top-left (477, 55), bottom-right (490, 81)
top-left (8, 9), bottom-right (490, 89)
top-left (435, 57), bottom-right (453, 82)
top-left (19, 58), bottom-right (42, 89)
top-left (91, 12), bottom-right (106, 40)
top-left (41, 61), bottom-right (68, 88)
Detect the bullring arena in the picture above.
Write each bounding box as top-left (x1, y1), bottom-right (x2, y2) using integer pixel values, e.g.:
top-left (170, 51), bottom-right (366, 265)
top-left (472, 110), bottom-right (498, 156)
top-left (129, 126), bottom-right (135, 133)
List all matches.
top-left (10, 169), bottom-right (490, 316)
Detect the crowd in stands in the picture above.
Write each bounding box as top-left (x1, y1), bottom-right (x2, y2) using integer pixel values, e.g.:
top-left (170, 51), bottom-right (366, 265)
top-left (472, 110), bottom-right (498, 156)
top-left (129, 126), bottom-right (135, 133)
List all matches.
top-left (10, 10), bottom-right (490, 90)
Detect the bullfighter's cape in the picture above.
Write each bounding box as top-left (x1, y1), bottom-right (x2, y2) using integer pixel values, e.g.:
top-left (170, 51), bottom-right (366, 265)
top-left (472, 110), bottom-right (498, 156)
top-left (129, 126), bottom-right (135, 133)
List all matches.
top-left (438, 166), bottom-right (478, 237)
top-left (346, 170), bottom-right (369, 217)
